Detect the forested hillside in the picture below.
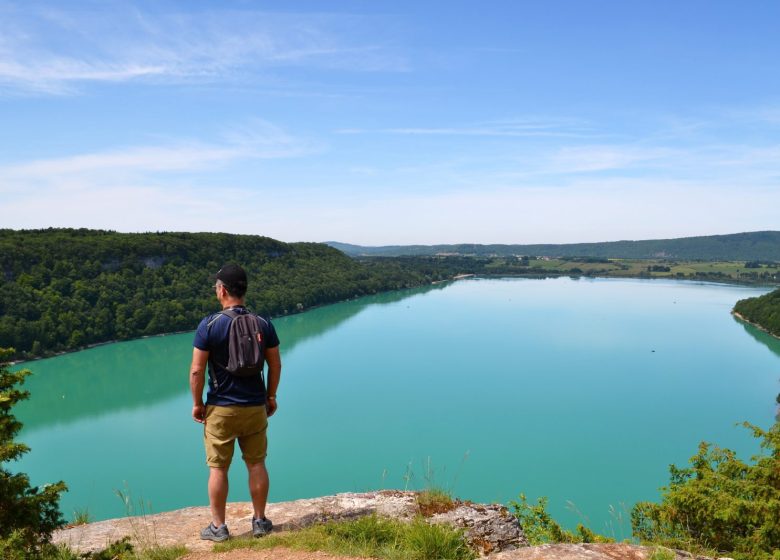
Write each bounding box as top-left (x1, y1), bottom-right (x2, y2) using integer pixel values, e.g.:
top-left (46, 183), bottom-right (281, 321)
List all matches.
top-left (734, 288), bottom-right (780, 338)
top-left (329, 231), bottom-right (780, 260)
top-left (0, 229), bottom-right (443, 361)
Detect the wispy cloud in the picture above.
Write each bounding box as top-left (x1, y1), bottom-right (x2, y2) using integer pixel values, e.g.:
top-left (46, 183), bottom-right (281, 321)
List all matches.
top-left (0, 120), bottom-right (313, 192)
top-left (337, 118), bottom-right (595, 138)
top-left (0, 4), bottom-right (407, 95)
top-left (548, 145), bottom-right (677, 173)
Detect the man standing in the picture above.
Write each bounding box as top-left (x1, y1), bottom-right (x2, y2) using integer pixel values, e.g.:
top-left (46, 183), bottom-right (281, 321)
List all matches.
top-left (190, 264), bottom-right (282, 542)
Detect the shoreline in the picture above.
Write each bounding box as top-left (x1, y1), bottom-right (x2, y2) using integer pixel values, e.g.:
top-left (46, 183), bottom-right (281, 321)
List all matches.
top-left (10, 273), bottom-right (778, 365)
top-left (732, 310), bottom-right (780, 341)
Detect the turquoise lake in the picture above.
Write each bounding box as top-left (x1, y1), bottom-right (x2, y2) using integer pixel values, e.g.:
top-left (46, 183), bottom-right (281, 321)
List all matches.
top-left (12, 277), bottom-right (780, 536)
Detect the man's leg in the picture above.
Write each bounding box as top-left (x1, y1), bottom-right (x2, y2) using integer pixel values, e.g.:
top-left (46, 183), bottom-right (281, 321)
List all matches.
top-left (246, 460), bottom-right (269, 520)
top-left (208, 466), bottom-right (229, 526)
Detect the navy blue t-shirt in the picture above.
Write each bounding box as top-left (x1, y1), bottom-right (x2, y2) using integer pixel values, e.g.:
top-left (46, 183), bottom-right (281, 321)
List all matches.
top-left (193, 306), bottom-right (280, 406)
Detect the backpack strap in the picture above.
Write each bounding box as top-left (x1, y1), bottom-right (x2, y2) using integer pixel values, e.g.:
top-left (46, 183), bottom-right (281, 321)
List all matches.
top-left (222, 308), bottom-right (240, 320)
top-left (254, 314), bottom-right (268, 390)
top-left (205, 311), bottom-right (235, 373)
top-left (207, 308), bottom-right (240, 329)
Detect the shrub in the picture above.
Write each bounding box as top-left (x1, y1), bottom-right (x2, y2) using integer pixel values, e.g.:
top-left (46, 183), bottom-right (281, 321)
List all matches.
top-left (631, 421), bottom-right (780, 560)
top-left (0, 348), bottom-right (67, 556)
top-left (508, 494), bottom-right (612, 545)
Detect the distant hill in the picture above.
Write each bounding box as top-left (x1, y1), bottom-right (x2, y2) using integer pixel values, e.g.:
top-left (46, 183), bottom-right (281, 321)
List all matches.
top-left (326, 231), bottom-right (780, 261)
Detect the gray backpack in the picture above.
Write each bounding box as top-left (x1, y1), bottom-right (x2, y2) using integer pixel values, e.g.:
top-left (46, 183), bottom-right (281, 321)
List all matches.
top-left (208, 309), bottom-right (266, 377)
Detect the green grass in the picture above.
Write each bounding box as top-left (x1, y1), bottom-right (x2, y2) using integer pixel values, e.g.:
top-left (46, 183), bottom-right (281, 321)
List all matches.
top-left (70, 508), bottom-right (91, 526)
top-left (527, 258), bottom-right (780, 284)
top-left (214, 514), bottom-right (476, 560)
top-left (648, 547), bottom-right (676, 560)
top-left (19, 539), bottom-right (188, 560)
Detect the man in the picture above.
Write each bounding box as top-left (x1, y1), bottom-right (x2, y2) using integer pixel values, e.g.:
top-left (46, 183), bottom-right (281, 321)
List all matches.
top-left (190, 264), bottom-right (282, 542)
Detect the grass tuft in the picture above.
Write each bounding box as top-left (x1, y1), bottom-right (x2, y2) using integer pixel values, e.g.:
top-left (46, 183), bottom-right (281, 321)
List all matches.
top-left (71, 507), bottom-right (91, 526)
top-left (416, 488), bottom-right (457, 517)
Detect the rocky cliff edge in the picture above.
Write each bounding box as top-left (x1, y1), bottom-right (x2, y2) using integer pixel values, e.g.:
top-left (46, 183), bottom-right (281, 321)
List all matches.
top-left (52, 491), bottom-right (730, 560)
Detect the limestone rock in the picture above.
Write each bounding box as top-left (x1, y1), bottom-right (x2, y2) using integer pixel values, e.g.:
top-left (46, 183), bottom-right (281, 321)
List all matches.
top-left (429, 501), bottom-right (527, 555)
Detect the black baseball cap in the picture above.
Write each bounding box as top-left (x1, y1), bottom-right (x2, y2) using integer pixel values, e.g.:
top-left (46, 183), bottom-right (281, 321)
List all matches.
top-left (216, 264), bottom-right (248, 292)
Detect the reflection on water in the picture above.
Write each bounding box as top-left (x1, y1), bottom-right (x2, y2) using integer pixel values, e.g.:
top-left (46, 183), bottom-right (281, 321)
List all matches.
top-left (11, 278), bottom-right (778, 527)
top-left (734, 316), bottom-right (780, 419)
top-left (14, 282), bottom-right (450, 431)
top-left (736, 316), bottom-right (780, 360)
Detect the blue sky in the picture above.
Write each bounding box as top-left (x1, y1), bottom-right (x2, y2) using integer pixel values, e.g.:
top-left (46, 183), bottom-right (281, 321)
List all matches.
top-left (1, 0), bottom-right (779, 244)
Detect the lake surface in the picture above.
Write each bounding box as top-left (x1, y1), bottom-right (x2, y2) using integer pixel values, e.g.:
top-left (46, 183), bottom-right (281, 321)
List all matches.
top-left (12, 277), bottom-right (780, 536)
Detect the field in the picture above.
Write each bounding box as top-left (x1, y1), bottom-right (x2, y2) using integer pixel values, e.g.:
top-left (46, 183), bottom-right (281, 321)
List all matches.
top-left (479, 256), bottom-right (780, 285)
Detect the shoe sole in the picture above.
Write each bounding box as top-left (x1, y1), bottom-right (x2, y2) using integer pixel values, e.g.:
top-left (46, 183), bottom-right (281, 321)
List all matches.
top-left (201, 533), bottom-right (229, 542)
top-left (202, 536), bottom-right (229, 542)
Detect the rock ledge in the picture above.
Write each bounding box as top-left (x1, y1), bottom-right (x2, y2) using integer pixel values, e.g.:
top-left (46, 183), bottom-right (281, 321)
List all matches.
top-left (53, 491), bottom-right (728, 560)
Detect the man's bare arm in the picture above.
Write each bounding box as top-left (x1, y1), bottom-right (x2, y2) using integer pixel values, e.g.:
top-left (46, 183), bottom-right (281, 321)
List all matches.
top-left (265, 346), bottom-right (281, 417)
top-left (190, 348), bottom-right (209, 423)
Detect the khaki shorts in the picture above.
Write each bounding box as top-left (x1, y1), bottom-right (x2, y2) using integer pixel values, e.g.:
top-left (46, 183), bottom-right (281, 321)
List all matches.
top-left (203, 405), bottom-right (268, 468)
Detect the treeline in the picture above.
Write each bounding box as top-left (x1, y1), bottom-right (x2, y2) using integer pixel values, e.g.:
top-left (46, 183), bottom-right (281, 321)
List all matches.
top-left (0, 229), bottom-right (450, 361)
top-left (329, 230), bottom-right (780, 260)
top-left (734, 288), bottom-right (780, 338)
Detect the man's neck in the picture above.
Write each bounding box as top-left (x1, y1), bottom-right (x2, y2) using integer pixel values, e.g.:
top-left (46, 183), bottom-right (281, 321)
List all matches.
top-left (221, 298), bottom-right (245, 310)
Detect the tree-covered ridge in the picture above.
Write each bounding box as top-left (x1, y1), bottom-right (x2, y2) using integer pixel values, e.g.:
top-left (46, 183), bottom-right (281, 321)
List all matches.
top-left (0, 229), bottom-right (444, 361)
top-left (328, 230), bottom-right (780, 260)
top-left (734, 288), bottom-right (780, 338)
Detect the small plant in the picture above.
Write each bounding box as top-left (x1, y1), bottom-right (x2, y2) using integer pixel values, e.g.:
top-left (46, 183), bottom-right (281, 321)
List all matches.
top-left (604, 502), bottom-right (632, 542)
top-left (71, 508), bottom-right (91, 526)
top-left (508, 494), bottom-right (612, 545)
top-left (404, 455), bottom-right (468, 516)
top-left (113, 486), bottom-right (184, 559)
top-left (416, 488), bottom-right (456, 516)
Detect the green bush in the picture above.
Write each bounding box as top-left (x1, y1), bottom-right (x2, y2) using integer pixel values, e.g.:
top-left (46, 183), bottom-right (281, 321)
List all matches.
top-left (0, 348), bottom-right (67, 557)
top-left (631, 422), bottom-right (780, 560)
top-left (508, 494), bottom-right (612, 545)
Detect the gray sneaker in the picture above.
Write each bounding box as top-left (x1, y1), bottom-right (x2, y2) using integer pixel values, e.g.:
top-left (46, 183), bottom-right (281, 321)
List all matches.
top-left (200, 522), bottom-right (229, 542)
top-left (252, 516), bottom-right (273, 538)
